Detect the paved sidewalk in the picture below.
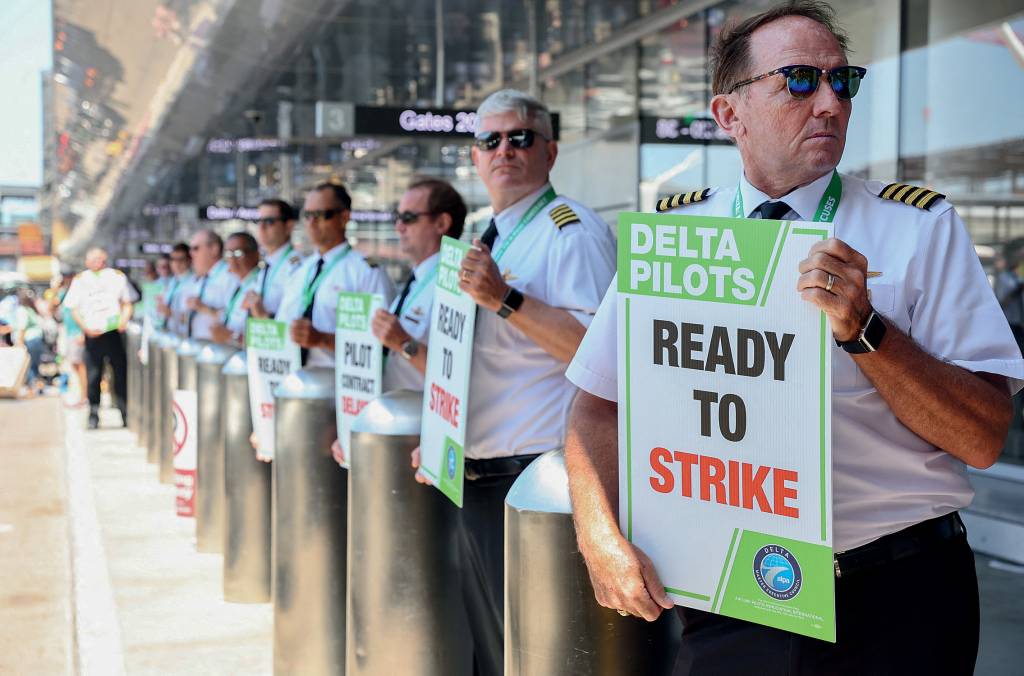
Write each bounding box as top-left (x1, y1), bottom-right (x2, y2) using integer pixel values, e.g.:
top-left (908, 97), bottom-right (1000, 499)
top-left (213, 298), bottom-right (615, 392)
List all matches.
top-left (72, 405), bottom-right (272, 675)
top-left (0, 397), bottom-right (73, 675)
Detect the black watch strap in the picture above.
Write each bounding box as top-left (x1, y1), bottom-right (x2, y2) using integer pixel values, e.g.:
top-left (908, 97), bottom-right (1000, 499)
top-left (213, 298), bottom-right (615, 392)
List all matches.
top-left (497, 287), bottom-right (524, 319)
top-left (835, 310), bottom-right (886, 354)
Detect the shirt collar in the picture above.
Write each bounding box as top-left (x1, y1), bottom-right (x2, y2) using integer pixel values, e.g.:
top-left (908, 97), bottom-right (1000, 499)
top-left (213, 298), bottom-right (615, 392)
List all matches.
top-left (412, 251), bottom-right (439, 281)
top-left (493, 182), bottom-right (552, 236)
top-left (319, 240), bottom-right (350, 263)
top-left (737, 169), bottom-right (835, 220)
top-left (263, 242), bottom-right (293, 267)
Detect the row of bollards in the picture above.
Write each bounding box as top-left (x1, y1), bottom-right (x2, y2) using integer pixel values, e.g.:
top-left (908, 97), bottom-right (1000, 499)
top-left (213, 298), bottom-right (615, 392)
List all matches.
top-left (126, 322), bottom-right (679, 675)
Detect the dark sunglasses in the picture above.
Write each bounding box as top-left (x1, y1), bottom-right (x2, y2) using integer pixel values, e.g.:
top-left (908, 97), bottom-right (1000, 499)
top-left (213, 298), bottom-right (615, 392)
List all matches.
top-left (394, 210), bottom-right (436, 224)
top-left (170, 255), bottom-right (189, 262)
top-left (302, 208), bottom-right (343, 221)
top-left (473, 128), bottom-right (545, 151)
top-left (730, 65), bottom-right (867, 101)
top-left (251, 216), bottom-right (284, 226)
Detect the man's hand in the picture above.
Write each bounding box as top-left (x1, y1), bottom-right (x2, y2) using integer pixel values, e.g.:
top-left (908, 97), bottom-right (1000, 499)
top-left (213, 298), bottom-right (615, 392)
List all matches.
top-left (185, 296), bottom-right (202, 311)
top-left (578, 533), bottom-right (673, 622)
top-left (210, 324), bottom-right (233, 344)
top-left (290, 318), bottom-right (322, 348)
top-left (371, 309), bottom-right (410, 352)
top-left (410, 446), bottom-right (433, 485)
top-left (797, 237), bottom-right (872, 341)
top-left (250, 431), bottom-right (272, 463)
top-left (331, 439), bottom-right (346, 466)
top-left (459, 239), bottom-right (509, 312)
top-left (156, 298), bottom-right (172, 318)
top-left (242, 291), bottom-right (269, 318)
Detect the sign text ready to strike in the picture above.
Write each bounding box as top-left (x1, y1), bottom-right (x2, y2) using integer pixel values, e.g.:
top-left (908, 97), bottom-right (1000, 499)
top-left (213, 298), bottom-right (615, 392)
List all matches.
top-left (617, 211), bottom-right (835, 642)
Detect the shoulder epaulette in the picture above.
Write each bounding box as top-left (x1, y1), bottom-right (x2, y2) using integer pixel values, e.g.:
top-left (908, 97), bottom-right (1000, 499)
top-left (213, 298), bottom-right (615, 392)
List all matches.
top-left (549, 203), bottom-right (581, 229)
top-left (656, 189), bottom-right (712, 212)
top-left (878, 183), bottom-right (945, 210)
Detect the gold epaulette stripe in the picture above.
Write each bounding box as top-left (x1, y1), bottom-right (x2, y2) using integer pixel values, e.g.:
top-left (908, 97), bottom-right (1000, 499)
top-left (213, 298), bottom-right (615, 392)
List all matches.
top-left (656, 188), bottom-right (711, 212)
top-left (549, 204), bottom-right (581, 229)
top-left (879, 183), bottom-right (945, 210)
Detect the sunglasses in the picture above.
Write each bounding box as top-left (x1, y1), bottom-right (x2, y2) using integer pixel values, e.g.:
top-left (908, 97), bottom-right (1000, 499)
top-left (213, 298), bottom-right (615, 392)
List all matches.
top-left (223, 248), bottom-right (253, 260)
top-left (170, 255), bottom-right (189, 262)
top-left (473, 128), bottom-right (545, 151)
top-left (302, 208), bottom-right (343, 221)
top-left (394, 210), bottom-right (436, 224)
top-left (252, 217), bottom-right (284, 226)
top-left (730, 65), bottom-right (867, 100)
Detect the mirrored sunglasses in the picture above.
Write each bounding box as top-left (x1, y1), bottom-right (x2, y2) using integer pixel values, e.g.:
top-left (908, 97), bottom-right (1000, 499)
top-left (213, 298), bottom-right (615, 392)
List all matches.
top-left (730, 65), bottom-right (866, 101)
top-left (473, 128), bottom-right (544, 151)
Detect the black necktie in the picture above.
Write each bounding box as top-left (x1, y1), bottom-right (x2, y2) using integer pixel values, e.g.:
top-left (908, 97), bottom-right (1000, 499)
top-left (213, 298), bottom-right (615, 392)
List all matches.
top-left (480, 218), bottom-right (498, 249)
top-left (755, 200), bottom-right (792, 221)
top-left (383, 272), bottom-right (416, 358)
top-left (300, 257), bottom-right (325, 365)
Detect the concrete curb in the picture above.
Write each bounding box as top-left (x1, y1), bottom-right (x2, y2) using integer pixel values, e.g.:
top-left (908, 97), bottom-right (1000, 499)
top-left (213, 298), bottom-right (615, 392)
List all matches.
top-left (64, 409), bottom-right (127, 676)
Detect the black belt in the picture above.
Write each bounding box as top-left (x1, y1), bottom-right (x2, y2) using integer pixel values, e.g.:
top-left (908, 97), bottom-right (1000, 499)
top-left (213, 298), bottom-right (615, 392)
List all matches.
top-left (464, 454), bottom-right (540, 482)
top-left (833, 512), bottom-right (966, 578)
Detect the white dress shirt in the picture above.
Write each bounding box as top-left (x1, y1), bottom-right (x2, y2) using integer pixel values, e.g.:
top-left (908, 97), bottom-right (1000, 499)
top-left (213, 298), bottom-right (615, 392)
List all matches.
top-left (466, 183), bottom-right (617, 460)
top-left (275, 241), bottom-right (395, 368)
top-left (382, 252), bottom-right (438, 392)
top-left (566, 170), bottom-right (1024, 550)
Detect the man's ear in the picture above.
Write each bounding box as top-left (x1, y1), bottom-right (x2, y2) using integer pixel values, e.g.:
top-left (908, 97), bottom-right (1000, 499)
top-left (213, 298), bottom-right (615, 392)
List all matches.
top-left (435, 212), bottom-right (453, 238)
top-left (545, 140), bottom-right (559, 172)
top-left (711, 93), bottom-right (744, 141)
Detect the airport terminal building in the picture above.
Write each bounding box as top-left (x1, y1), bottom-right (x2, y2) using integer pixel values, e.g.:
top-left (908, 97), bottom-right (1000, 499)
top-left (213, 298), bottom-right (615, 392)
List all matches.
top-left (43, 0), bottom-right (1024, 554)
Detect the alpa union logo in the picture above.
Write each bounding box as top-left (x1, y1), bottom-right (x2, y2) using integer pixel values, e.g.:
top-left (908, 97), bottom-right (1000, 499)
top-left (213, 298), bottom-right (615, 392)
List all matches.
top-left (752, 544), bottom-right (803, 601)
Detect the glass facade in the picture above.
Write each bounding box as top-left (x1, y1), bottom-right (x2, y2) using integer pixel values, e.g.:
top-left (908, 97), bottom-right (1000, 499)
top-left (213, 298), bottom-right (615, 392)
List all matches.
top-left (49, 0), bottom-right (1024, 462)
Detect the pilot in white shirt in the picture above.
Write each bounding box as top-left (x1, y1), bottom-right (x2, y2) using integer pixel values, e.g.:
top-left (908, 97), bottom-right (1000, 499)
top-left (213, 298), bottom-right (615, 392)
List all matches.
top-left (275, 183), bottom-right (394, 368)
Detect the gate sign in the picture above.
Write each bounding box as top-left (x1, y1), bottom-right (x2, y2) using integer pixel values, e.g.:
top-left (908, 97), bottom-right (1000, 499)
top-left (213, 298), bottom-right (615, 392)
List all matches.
top-left (616, 211), bottom-right (835, 641)
top-left (173, 389), bottom-right (198, 517)
top-left (334, 292), bottom-right (385, 468)
top-left (246, 318), bottom-right (301, 460)
top-left (419, 237), bottom-right (477, 507)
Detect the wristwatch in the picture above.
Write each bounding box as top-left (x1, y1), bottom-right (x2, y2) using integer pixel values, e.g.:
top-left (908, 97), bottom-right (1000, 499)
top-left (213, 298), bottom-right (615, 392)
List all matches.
top-left (835, 309), bottom-right (886, 354)
top-left (497, 287), bottom-right (525, 319)
top-left (400, 338), bottom-right (420, 360)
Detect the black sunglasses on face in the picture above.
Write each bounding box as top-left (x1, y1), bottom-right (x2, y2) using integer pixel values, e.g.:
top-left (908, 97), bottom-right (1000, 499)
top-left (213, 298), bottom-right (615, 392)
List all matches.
top-left (394, 210), bottom-right (436, 224)
top-left (473, 128), bottom-right (545, 151)
top-left (729, 65), bottom-right (867, 101)
top-left (252, 217), bottom-right (284, 226)
top-left (302, 208), bottom-right (343, 221)
top-left (170, 255), bottom-right (188, 262)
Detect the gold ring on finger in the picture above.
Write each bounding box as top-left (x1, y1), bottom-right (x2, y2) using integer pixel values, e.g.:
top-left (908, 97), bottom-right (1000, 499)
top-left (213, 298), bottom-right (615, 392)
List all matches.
top-left (616, 609), bottom-right (630, 617)
top-left (825, 273), bottom-right (835, 292)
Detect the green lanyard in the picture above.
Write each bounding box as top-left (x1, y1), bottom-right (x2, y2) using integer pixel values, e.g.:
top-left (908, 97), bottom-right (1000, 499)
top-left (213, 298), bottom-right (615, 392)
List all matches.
top-left (491, 186), bottom-right (557, 262)
top-left (396, 264), bottom-right (438, 317)
top-left (224, 268), bottom-right (259, 321)
top-left (260, 244), bottom-right (293, 296)
top-left (733, 170), bottom-right (842, 223)
top-left (301, 244), bottom-right (351, 311)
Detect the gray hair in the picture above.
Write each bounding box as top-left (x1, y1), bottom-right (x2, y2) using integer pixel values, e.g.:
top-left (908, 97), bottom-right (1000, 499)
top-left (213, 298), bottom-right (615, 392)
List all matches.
top-left (476, 89), bottom-right (554, 140)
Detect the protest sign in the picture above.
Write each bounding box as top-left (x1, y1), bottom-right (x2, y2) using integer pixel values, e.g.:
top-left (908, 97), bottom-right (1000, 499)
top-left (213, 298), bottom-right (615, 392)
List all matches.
top-left (617, 211), bottom-right (834, 641)
top-left (419, 237), bottom-right (476, 507)
top-left (246, 318), bottom-right (300, 459)
top-left (334, 292), bottom-right (384, 468)
top-left (173, 388), bottom-right (197, 516)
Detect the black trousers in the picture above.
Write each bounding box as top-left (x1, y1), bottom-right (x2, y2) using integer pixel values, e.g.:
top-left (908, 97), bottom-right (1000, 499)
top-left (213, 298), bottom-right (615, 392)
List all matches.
top-left (673, 531), bottom-right (979, 676)
top-left (84, 330), bottom-right (127, 414)
top-left (458, 472), bottom-right (520, 676)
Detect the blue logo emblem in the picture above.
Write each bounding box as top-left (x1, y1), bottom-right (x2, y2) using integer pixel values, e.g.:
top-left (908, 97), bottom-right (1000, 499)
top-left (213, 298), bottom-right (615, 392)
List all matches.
top-left (446, 445), bottom-right (457, 479)
top-left (753, 544), bottom-right (802, 601)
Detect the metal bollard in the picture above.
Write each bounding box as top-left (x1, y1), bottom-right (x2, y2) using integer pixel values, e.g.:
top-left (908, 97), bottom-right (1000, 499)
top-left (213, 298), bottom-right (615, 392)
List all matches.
top-left (272, 368), bottom-right (346, 676)
top-left (505, 450), bottom-right (680, 676)
top-left (345, 390), bottom-right (466, 676)
top-left (221, 350), bottom-right (271, 602)
top-left (194, 343), bottom-right (236, 554)
top-left (144, 330), bottom-right (163, 463)
top-left (126, 322), bottom-right (141, 434)
top-left (159, 333), bottom-right (184, 484)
